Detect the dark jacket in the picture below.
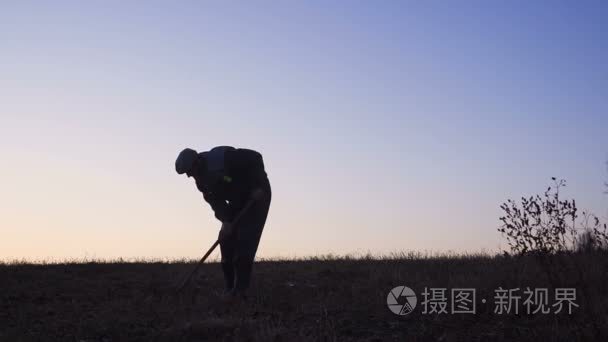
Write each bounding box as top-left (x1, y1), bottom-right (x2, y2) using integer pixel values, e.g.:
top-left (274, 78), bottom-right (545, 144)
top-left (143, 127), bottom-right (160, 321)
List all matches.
top-left (195, 147), bottom-right (269, 222)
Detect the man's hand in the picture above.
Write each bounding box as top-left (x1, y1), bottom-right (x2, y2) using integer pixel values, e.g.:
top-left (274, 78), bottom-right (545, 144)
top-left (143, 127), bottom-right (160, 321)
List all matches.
top-left (218, 222), bottom-right (233, 242)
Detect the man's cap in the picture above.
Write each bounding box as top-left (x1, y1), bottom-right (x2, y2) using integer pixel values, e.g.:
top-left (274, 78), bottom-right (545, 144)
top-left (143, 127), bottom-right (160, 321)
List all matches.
top-left (175, 148), bottom-right (198, 174)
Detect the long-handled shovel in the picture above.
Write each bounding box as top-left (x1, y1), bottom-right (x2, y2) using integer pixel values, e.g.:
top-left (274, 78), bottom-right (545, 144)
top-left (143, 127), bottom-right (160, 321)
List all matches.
top-left (176, 198), bottom-right (256, 293)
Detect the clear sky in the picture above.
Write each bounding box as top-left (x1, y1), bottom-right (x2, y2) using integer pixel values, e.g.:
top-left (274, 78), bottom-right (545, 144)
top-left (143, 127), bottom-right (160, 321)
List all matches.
top-left (1, 1), bottom-right (607, 261)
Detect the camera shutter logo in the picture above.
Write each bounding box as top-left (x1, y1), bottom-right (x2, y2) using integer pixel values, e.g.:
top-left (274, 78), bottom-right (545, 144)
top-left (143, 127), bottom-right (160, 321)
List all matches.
top-left (387, 286), bottom-right (417, 315)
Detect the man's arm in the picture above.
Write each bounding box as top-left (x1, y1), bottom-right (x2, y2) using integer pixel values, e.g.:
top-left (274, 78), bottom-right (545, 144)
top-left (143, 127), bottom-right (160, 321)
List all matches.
top-left (202, 190), bottom-right (232, 222)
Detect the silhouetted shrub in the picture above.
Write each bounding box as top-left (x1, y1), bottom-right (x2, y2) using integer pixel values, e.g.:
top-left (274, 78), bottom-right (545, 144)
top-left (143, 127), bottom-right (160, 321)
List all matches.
top-left (499, 178), bottom-right (607, 255)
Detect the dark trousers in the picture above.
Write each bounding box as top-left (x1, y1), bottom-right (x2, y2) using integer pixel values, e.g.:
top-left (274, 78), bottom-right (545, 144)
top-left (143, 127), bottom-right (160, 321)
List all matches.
top-left (220, 181), bottom-right (271, 293)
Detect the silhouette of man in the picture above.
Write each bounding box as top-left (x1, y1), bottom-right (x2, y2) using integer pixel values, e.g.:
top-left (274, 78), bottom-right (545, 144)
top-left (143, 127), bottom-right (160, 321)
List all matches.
top-left (175, 146), bottom-right (271, 298)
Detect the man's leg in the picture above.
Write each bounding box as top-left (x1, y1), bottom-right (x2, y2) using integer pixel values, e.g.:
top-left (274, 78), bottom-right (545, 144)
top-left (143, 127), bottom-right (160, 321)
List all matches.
top-left (219, 235), bottom-right (237, 292)
top-left (234, 187), bottom-right (271, 294)
top-left (234, 226), bottom-right (263, 293)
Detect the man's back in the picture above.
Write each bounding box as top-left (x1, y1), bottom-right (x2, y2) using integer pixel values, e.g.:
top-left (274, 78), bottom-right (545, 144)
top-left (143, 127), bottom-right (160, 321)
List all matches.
top-left (195, 146), bottom-right (270, 222)
top-left (224, 148), bottom-right (268, 184)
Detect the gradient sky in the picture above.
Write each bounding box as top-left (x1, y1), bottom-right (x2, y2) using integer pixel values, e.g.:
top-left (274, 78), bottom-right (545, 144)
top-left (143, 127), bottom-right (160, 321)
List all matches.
top-left (1, 1), bottom-right (607, 261)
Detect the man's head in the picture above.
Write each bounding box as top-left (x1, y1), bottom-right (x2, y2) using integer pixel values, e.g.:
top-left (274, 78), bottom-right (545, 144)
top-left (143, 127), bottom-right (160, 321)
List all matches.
top-left (175, 148), bottom-right (200, 178)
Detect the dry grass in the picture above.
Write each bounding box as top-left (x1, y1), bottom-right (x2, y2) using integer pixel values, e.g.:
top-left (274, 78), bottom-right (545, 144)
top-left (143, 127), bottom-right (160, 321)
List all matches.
top-left (1, 252), bottom-right (607, 341)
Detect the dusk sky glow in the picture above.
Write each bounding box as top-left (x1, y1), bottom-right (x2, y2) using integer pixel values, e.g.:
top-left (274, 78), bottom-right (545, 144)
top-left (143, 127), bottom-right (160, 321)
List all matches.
top-left (1, 1), bottom-right (607, 261)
